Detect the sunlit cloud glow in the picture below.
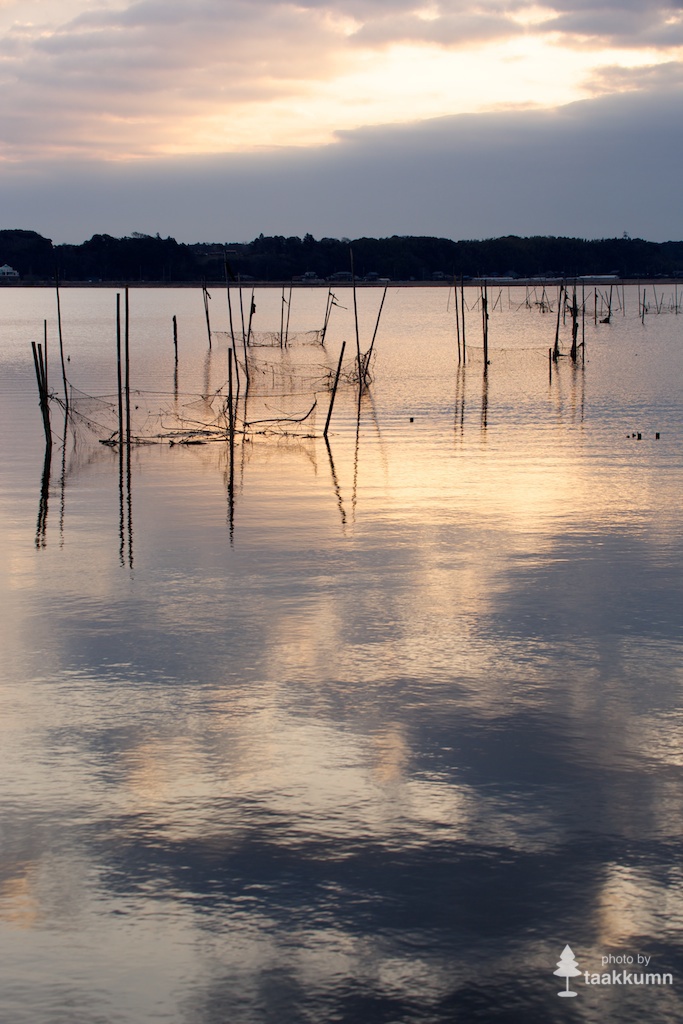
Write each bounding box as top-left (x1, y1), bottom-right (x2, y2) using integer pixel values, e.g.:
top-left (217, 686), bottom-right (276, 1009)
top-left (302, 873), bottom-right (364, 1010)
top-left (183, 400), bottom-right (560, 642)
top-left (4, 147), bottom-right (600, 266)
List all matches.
top-left (0, 0), bottom-right (681, 161)
top-left (0, 0), bottom-right (681, 239)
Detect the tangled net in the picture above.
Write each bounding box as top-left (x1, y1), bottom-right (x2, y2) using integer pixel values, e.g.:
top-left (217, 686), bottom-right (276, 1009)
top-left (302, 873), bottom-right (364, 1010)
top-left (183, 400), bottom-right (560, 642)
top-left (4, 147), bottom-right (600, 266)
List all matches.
top-left (62, 343), bottom-right (373, 449)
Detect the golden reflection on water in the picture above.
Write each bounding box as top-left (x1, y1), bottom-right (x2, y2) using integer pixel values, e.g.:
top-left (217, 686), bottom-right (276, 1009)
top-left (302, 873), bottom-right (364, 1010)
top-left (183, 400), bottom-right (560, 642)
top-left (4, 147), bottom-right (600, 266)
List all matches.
top-left (596, 864), bottom-right (683, 946)
top-left (0, 869), bottom-right (40, 930)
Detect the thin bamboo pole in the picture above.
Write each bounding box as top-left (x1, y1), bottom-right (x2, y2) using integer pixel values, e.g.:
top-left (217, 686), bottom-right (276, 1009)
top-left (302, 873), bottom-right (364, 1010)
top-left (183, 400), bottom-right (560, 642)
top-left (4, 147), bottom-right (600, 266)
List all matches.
top-left (324, 340), bottom-right (346, 439)
top-left (350, 249), bottom-right (362, 384)
top-left (224, 258), bottom-right (236, 347)
top-left (365, 285), bottom-right (387, 368)
top-left (553, 282), bottom-right (564, 360)
top-left (55, 270), bottom-right (69, 414)
top-left (570, 285), bottom-right (579, 362)
top-left (124, 287), bottom-right (131, 446)
top-left (461, 278), bottom-right (467, 363)
top-left (246, 289), bottom-right (255, 346)
top-left (116, 294), bottom-right (124, 445)
top-left (454, 277), bottom-right (461, 364)
top-left (284, 285), bottom-right (292, 347)
top-left (227, 347), bottom-right (235, 445)
top-left (481, 282), bottom-right (489, 366)
top-left (581, 282), bottom-right (585, 360)
top-left (238, 282), bottom-right (246, 347)
top-left (202, 283), bottom-right (212, 348)
top-left (280, 286), bottom-right (286, 348)
top-left (31, 341), bottom-right (52, 446)
top-left (237, 281), bottom-right (250, 392)
top-left (43, 319), bottom-right (48, 393)
top-left (321, 289), bottom-right (333, 345)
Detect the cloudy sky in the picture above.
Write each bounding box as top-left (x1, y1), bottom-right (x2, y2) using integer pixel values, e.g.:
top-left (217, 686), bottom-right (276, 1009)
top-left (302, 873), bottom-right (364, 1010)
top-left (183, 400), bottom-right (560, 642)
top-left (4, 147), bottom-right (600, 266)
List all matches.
top-left (1, 0), bottom-right (682, 242)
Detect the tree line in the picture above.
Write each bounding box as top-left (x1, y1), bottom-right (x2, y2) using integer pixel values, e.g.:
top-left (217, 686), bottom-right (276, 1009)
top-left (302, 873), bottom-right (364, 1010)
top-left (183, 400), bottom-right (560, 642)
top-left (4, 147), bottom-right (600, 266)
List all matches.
top-left (2, 228), bottom-right (682, 283)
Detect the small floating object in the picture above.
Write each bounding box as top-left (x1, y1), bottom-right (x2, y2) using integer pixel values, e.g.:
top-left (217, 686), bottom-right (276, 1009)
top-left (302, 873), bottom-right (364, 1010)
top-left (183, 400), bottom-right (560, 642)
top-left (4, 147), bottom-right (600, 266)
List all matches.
top-left (409, 417), bottom-right (414, 422)
top-left (655, 432), bottom-right (660, 439)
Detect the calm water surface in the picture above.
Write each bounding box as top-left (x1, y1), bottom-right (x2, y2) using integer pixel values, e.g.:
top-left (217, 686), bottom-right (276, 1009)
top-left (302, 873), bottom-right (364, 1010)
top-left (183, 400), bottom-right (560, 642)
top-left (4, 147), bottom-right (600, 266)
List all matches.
top-left (1, 285), bottom-right (683, 1023)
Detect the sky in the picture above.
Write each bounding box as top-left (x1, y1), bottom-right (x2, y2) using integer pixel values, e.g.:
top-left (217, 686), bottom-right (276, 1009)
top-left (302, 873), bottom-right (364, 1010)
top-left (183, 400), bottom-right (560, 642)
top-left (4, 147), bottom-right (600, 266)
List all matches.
top-left (1, 0), bottom-right (682, 243)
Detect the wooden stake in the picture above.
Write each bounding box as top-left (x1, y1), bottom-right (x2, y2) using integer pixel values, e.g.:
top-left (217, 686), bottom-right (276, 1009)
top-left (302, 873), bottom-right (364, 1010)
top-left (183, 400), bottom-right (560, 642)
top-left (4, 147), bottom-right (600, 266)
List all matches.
top-left (227, 346), bottom-right (235, 444)
top-left (553, 282), bottom-right (564, 360)
top-left (350, 248), bottom-right (362, 385)
top-left (570, 284), bottom-right (579, 362)
top-left (246, 288), bottom-right (255, 347)
top-left (284, 285), bottom-right (292, 347)
top-left (365, 285), bottom-right (387, 368)
top-left (481, 282), bottom-right (489, 366)
top-left (124, 287), bottom-right (131, 447)
top-left (280, 286), bottom-right (286, 348)
top-left (43, 319), bottom-right (48, 393)
top-left (54, 270), bottom-right (69, 414)
top-left (454, 277), bottom-right (461, 364)
top-left (321, 289), bottom-right (333, 345)
top-left (236, 280), bottom-right (250, 392)
top-left (224, 257), bottom-right (236, 347)
top-left (202, 283), bottom-right (212, 348)
top-left (31, 341), bottom-right (52, 446)
top-left (581, 282), bottom-right (585, 360)
top-left (324, 340), bottom-right (346, 439)
top-left (461, 278), bottom-right (467, 363)
top-left (116, 294), bottom-right (124, 445)
top-left (238, 281), bottom-right (246, 347)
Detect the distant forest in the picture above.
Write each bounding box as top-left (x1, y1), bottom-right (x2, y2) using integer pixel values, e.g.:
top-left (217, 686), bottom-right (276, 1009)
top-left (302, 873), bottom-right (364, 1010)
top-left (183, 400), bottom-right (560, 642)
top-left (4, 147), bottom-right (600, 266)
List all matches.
top-left (2, 228), bottom-right (683, 283)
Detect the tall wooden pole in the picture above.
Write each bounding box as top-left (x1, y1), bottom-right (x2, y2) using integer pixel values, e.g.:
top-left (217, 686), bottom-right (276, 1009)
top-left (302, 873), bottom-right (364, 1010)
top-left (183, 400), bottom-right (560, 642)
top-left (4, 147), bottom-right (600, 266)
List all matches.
top-left (227, 346), bottom-right (235, 445)
top-left (461, 278), bottom-right (467, 363)
top-left (55, 270), bottom-right (69, 414)
top-left (454, 278), bottom-right (461, 364)
top-left (324, 340), bottom-right (346, 439)
top-left (116, 293), bottom-right (124, 444)
top-left (350, 248), bottom-right (362, 385)
top-left (124, 287), bottom-right (131, 446)
top-left (202, 283), bottom-right (212, 348)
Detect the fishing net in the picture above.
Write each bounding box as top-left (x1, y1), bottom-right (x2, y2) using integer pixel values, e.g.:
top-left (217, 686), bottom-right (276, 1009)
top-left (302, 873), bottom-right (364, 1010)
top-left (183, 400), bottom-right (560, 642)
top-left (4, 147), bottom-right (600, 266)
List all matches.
top-left (211, 329), bottom-right (324, 347)
top-left (62, 343), bottom-right (366, 447)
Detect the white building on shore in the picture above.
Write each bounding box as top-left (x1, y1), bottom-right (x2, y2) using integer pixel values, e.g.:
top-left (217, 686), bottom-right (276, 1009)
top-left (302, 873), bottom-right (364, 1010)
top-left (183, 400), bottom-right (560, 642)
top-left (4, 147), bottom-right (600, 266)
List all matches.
top-left (0, 264), bottom-right (19, 279)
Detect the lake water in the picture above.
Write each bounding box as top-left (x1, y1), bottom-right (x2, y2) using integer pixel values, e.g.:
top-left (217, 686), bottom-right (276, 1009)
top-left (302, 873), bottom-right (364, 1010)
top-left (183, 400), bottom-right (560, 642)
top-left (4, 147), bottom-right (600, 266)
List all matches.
top-left (1, 284), bottom-right (682, 1023)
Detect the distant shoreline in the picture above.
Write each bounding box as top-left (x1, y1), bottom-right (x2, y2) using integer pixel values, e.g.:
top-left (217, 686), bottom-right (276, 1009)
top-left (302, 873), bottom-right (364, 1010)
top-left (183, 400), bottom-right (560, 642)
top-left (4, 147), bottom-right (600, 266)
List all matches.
top-left (2, 277), bottom-right (680, 289)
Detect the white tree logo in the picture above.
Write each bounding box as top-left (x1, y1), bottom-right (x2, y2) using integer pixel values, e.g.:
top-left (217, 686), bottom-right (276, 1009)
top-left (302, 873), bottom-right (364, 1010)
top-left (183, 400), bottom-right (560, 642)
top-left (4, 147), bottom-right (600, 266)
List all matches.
top-left (554, 945), bottom-right (581, 997)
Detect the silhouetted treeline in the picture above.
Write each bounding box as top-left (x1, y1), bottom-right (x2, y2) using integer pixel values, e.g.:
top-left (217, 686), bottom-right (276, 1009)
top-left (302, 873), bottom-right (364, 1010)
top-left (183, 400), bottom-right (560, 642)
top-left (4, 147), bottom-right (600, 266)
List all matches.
top-left (2, 228), bottom-right (683, 282)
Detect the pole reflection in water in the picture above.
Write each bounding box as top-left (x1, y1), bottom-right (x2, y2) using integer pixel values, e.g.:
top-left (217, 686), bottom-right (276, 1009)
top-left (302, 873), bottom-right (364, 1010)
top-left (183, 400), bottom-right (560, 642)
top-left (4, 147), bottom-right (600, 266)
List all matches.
top-left (227, 424), bottom-right (235, 544)
top-left (325, 436), bottom-right (347, 528)
top-left (125, 432), bottom-right (133, 570)
top-left (118, 432), bottom-right (125, 566)
top-left (5, 286), bottom-right (683, 1024)
top-left (58, 408), bottom-right (67, 548)
top-left (35, 442), bottom-right (51, 549)
top-left (455, 362), bottom-right (466, 437)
